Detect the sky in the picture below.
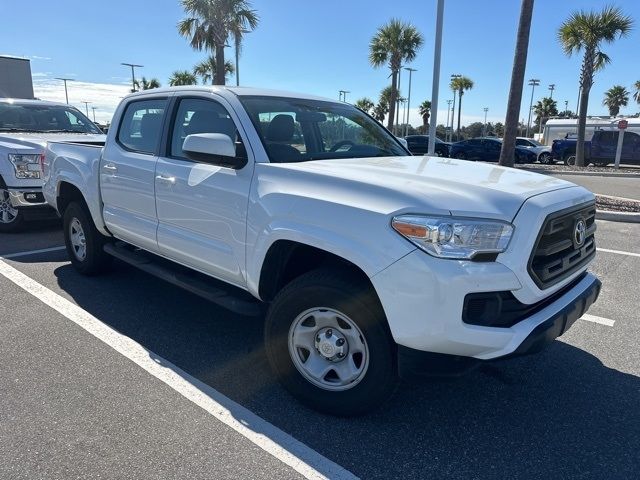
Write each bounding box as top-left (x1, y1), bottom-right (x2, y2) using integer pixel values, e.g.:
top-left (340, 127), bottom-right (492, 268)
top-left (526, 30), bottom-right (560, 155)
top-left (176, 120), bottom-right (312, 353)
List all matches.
top-left (1, 0), bottom-right (638, 126)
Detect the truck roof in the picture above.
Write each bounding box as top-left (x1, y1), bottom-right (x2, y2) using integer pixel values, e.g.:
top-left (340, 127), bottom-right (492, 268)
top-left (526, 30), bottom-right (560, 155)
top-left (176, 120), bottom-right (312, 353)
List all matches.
top-left (125, 85), bottom-right (335, 103)
top-left (0, 97), bottom-right (69, 107)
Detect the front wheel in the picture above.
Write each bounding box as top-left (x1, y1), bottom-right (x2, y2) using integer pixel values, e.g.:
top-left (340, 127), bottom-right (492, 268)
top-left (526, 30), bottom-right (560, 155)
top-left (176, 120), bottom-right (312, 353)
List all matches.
top-left (265, 269), bottom-right (398, 416)
top-left (564, 154), bottom-right (576, 166)
top-left (456, 151), bottom-right (467, 160)
top-left (0, 187), bottom-right (26, 233)
top-left (63, 202), bottom-right (112, 275)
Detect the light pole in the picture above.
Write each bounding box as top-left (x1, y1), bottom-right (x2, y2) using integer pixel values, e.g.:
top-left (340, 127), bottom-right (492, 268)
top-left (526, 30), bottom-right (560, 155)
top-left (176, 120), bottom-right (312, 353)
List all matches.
top-left (427, 0), bottom-right (445, 154)
top-left (564, 100), bottom-right (569, 116)
top-left (121, 63), bottom-right (143, 93)
top-left (338, 90), bottom-right (350, 102)
top-left (483, 107), bottom-right (489, 136)
top-left (91, 106), bottom-right (97, 122)
top-left (526, 78), bottom-right (540, 138)
top-left (450, 74), bottom-right (461, 141)
top-left (81, 101), bottom-right (91, 117)
top-left (548, 83), bottom-right (555, 99)
top-left (54, 77), bottom-right (73, 104)
top-left (404, 67), bottom-right (417, 137)
top-left (445, 99), bottom-right (452, 141)
top-left (395, 67), bottom-right (403, 135)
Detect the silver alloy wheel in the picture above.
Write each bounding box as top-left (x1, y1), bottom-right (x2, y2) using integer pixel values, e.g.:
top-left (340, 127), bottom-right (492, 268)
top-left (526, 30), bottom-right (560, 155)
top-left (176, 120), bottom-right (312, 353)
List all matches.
top-left (0, 188), bottom-right (18, 224)
top-left (69, 217), bottom-right (87, 261)
top-left (288, 307), bottom-right (369, 391)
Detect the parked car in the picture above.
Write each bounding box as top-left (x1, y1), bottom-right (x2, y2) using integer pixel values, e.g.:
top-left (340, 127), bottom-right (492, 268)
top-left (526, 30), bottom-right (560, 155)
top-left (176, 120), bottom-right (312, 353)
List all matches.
top-left (551, 130), bottom-right (640, 166)
top-left (0, 98), bottom-right (105, 232)
top-left (515, 137), bottom-right (553, 164)
top-left (551, 134), bottom-right (589, 165)
top-left (44, 87), bottom-right (600, 416)
top-left (450, 137), bottom-right (537, 163)
top-left (404, 135), bottom-right (450, 157)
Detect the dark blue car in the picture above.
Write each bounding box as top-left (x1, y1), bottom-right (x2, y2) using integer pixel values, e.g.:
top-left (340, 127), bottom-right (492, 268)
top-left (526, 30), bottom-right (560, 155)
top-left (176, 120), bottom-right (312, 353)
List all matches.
top-left (450, 137), bottom-right (537, 164)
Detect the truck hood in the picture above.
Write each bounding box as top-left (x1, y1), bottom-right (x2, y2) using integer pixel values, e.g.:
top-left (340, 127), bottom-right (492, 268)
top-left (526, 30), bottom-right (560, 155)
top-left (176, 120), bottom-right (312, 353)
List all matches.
top-left (265, 156), bottom-right (579, 221)
top-left (0, 132), bottom-right (106, 153)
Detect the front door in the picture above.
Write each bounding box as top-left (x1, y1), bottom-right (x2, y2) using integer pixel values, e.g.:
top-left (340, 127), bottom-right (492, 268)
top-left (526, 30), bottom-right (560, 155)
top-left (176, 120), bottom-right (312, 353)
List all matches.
top-left (154, 95), bottom-right (254, 288)
top-left (100, 97), bottom-right (168, 252)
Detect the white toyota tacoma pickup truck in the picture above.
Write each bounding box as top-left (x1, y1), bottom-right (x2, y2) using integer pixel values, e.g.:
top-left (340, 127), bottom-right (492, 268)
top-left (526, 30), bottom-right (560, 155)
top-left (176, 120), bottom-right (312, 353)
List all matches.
top-left (43, 87), bottom-right (601, 415)
top-left (0, 98), bottom-right (105, 232)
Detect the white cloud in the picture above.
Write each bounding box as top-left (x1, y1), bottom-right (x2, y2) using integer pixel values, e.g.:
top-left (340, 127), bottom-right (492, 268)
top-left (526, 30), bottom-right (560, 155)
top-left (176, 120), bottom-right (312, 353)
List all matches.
top-left (30, 55), bottom-right (52, 61)
top-left (33, 78), bottom-right (130, 124)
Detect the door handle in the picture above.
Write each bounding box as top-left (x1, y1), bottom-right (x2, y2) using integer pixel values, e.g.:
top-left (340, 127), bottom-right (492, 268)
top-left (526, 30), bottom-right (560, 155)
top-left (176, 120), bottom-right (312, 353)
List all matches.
top-left (103, 163), bottom-right (117, 172)
top-left (156, 175), bottom-right (176, 185)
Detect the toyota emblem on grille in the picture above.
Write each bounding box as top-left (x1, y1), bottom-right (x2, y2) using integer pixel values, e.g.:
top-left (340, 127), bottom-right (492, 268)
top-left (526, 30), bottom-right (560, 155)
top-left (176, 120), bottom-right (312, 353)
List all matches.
top-left (574, 219), bottom-right (587, 247)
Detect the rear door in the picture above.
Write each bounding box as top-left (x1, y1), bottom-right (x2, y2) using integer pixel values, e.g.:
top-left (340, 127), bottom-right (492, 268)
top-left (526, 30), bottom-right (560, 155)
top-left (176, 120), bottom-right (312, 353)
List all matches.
top-left (100, 97), bottom-right (169, 252)
top-left (484, 139), bottom-right (502, 161)
top-left (154, 95), bottom-right (254, 287)
top-left (622, 131), bottom-right (640, 163)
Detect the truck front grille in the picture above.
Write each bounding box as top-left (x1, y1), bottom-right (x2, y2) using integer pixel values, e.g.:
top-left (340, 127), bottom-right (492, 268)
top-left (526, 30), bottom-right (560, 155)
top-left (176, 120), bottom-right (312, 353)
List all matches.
top-left (528, 202), bottom-right (596, 289)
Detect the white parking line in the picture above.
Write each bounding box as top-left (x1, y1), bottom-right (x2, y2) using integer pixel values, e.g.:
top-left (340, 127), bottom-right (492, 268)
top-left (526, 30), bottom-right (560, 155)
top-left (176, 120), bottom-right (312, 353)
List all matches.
top-left (598, 248), bottom-right (640, 258)
top-left (0, 259), bottom-right (357, 480)
top-left (1, 246), bottom-right (66, 259)
top-left (580, 314), bottom-right (616, 327)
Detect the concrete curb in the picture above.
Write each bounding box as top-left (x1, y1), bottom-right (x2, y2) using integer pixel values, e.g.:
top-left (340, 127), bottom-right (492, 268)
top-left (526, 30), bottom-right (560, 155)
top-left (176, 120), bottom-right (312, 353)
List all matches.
top-left (524, 168), bottom-right (640, 178)
top-left (595, 210), bottom-right (640, 223)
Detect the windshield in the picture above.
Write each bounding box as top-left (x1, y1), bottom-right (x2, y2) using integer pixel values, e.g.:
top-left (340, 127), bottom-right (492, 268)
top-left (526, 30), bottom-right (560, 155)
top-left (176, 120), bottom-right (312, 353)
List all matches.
top-left (0, 103), bottom-right (102, 134)
top-left (527, 139), bottom-right (543, 146)
top-left (239, 96), bottom-right (408, 162)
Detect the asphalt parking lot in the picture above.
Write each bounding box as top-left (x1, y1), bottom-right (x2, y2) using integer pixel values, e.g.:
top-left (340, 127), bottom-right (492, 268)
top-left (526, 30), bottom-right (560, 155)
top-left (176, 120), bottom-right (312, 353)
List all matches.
top-left (1, 219), bottom-right (639, 479)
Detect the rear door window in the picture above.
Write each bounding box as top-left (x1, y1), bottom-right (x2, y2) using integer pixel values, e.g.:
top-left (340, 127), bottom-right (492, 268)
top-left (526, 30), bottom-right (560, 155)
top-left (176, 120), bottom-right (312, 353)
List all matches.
top-left (117, 99), bottom-right (168, 154)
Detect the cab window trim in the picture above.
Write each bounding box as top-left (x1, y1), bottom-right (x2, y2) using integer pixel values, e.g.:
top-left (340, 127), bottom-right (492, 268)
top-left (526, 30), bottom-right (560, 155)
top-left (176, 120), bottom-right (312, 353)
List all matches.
top-left (115, 97), bottom-right (169, 156)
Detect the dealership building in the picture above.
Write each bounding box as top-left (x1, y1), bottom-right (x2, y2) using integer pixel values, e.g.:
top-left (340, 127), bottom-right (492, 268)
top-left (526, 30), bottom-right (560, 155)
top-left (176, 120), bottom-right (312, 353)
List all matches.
top-left (0, 55), bottom-right (34, 99)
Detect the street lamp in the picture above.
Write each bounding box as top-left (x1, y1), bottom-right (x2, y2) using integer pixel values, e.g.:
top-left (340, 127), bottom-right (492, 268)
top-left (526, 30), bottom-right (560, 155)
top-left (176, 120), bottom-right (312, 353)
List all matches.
top-left (404, 67), bottom-right (417, 137)
top-left (450, 74), bottom-right (461, 141)
top-left (338, 90), bottom-right (350, 102)
top-left (54, 77), bottom-right (73, 104)
top-left (427, 0), bottom-right (445, 154)
top-left (121, 62), bottom-right (143, 92)
top-left (483, 107), bottom-right (489, 136)
top-left (81, 101), bottom-right (91, 117)
top-left (526, 78), bottom-right (540, 138)
top-left (564, 100), bottom-right (569, 116)
top-left (91, 106), bottom-right (97, 122)
top-left (548, 83), bottom-right (555, 99)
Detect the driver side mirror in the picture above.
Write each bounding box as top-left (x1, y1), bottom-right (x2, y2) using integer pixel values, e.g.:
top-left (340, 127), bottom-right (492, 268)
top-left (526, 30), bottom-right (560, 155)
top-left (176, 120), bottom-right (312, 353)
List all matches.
top-left (182, 133), bottom-right (248, 169)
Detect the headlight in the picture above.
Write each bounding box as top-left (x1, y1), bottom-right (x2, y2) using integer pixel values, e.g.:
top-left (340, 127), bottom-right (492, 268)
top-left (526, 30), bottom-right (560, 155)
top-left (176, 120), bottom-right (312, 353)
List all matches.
top-left (9, 154), bottom-right (42, 179)
top-left (392, 215), bottom-right (513, 259)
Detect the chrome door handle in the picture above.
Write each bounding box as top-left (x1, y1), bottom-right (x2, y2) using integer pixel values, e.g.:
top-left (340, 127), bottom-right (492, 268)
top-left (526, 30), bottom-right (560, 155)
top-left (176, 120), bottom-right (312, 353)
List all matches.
top-left (103, 163), bottom-right (117, 171)
top-left (155, 175), bottom-right (176, 185)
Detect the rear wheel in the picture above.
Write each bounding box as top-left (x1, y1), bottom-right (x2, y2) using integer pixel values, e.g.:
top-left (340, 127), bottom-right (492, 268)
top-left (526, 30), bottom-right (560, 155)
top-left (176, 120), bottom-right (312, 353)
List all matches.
top-left (265, 269), bottom-right (398, 416)
top-left (0, 186), bottom-right (26, 233)
top-left (538, 152), bottom-right (553, 164)
top-left (63, 202), bottom-right (112, 275)
top-left (564, 154), bottom-right (576, 166)
top-left (456, 151), bottom-right (467, 160)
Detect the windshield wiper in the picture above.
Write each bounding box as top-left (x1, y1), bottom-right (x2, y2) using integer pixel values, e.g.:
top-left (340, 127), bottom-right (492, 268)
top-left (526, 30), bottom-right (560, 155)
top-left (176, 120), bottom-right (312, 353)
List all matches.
top-left (0, 128), bottom-right (48, 133)
top-left (40, 129), bottom-right (93, 134)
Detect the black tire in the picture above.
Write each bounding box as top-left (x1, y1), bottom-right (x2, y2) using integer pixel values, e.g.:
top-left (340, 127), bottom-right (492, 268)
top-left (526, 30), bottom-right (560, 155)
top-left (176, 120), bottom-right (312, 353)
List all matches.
top-left (539, 152), bottom-right (554, 164)
top-left (0, 180), bottom-right (27, 233)
top-left (265, 268), bottom-right (398, 416)
top-left (63, 201), bottom-right (112, 275)
top-left (456, 151), bottom-right (467, 160)
top-left (564, 154), bottom-right (576, 166)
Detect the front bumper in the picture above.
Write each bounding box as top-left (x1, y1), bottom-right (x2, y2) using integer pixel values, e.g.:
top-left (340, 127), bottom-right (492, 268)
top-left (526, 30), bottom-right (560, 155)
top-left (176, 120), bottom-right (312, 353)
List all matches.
top-left (7, 187), bottom-right (48, 208)
top-left (397, 273), bottom-right (601, 377)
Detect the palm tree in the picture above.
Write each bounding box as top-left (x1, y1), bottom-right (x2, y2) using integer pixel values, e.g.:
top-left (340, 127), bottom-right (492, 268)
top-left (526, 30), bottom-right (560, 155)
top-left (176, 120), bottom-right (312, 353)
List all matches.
top-left (603, 85), bottom-right (629, 117)
top-left (533, 97), bottom-right (558, 133)
top-left (230, 9), bottom-right (259, 86)
top-left (169, 70), bottom-right (198, 86)
top-left (178, 0), bottom-right (258, 86)
top-left (355, 98), bottom-right (375, 115)
top-left (558, 6), bottom-right (633, 166)
top-left (418, 100), bottom-right (431, 129)
top-left (634, 80), bottom-right (640, 104)
top-left (193, 56), bottom-right (235, 84)
top-left (369, 19), bottom-right (423, 132)
top-left (499, 0), bottom-right (534, 167)
top-left (134, 77), bottom-right (161, 90)
top-left (451, 76), bottom-right (473, 140)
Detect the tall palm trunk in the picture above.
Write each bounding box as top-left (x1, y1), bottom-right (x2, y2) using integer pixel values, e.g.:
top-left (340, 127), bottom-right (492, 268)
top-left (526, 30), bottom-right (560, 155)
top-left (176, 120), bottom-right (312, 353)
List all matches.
top-left (499, 0), bottom-right (534, 167)
top-left (456, 90), bottom-right (463, 139)
top-left (575, 47), bottom-right (595, 167)
top-left (387, 69), bottom-right (398, 131)
top-left (215, 44), bottom-right (226, 85)
top-left (235, 37), bottom-right (240, 86)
